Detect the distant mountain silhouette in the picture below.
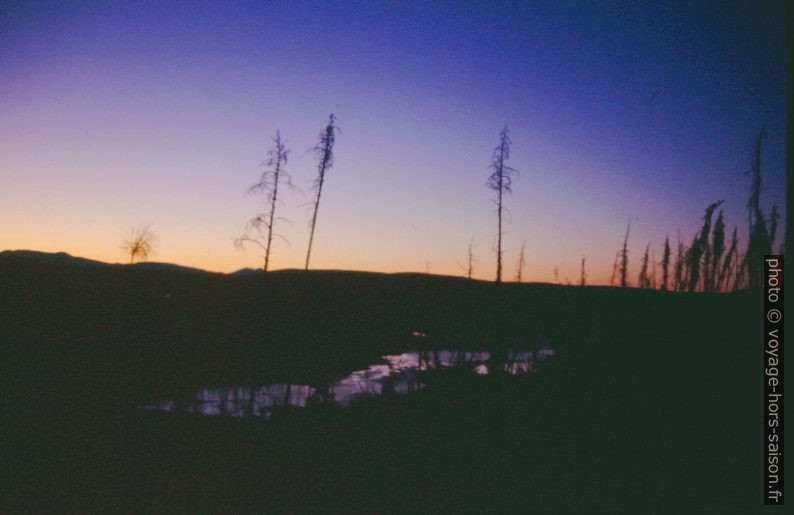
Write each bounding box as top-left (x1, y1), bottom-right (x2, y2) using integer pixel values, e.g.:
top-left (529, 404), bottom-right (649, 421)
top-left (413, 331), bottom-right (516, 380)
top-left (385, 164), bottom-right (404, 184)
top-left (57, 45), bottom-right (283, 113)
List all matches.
top-left (0, 250), bottom-right (211, 276)
top-left (229, 267), bottom-right (263, 276)
top-left (1, 250), bottom-right (497, 282)
top-left (0, 249), bottom-right (108, 268)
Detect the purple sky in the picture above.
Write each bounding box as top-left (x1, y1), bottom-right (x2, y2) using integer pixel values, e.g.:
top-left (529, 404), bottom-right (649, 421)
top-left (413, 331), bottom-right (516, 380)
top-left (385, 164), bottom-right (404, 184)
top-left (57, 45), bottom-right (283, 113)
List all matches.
top-left (0, 1), bottom-right (786, 283)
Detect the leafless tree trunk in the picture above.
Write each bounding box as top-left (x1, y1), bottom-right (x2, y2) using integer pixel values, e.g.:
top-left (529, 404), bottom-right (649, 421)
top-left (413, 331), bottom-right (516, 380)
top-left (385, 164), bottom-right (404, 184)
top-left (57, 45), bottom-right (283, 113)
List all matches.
top-left (305, 114), bottom-right (339, 270)
top-left (235, 131), bottom-right (291, 271)
top-left (487, 126), bottom-right (517, 283)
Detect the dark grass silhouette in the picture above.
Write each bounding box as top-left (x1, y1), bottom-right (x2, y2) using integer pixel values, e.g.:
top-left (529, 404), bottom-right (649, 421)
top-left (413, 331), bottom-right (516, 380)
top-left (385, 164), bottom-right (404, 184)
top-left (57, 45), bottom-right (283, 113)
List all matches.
top-left (123, 224), bottom-right (156, 264)
top-left (1, 250), bottom-right (759, 512)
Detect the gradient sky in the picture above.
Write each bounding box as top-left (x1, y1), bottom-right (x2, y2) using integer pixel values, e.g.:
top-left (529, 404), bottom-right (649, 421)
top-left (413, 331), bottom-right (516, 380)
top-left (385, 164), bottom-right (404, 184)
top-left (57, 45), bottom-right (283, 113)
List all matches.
top-left (0, 0), bottom-right (786, 284)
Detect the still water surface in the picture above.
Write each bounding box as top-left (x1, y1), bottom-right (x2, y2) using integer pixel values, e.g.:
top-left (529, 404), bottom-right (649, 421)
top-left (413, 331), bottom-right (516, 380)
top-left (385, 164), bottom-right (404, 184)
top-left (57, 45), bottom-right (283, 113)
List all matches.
top-left (141, 346), bottom-right (555, 419)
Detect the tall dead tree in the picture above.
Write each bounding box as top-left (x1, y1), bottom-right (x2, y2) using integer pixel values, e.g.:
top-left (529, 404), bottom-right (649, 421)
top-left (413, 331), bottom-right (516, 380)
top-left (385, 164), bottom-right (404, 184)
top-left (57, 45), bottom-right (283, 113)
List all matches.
top-left (744, 129), bottom-right (772, 288)
top-left (235, 131), bottom-right (291, 271)
top-left (487, 125), bottom-right (517, 283)
top-left (305, 114), bottom-right (339, 270)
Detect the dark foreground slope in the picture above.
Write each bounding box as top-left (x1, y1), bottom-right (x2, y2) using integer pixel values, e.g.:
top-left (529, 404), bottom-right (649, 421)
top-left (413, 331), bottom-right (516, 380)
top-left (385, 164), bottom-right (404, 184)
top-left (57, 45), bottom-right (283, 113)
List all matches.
top-left (1, 251), bottom-right (759, 512)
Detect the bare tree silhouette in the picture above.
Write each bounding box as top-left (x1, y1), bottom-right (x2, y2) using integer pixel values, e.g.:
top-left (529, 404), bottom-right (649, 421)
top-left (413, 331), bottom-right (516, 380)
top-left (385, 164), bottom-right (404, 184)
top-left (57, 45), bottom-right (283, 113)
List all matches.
top-left (688, 200), bottom-right (723, 292)
top-left (638, 243), bottom-right (651, 289)
top-left (706, 209), bottom-right (725, 292)
top-left (610, 253), bottom-right (619, 286)
top-left (305, 114), bottom-right (339, 270)
top-left (123, 224), bottom-right (156, 264)
top-left (769, 204), bottom-right (784, 256)
top-left (466, 238), bottom-right (477, 279)
top-left (605, 192), bottom-right (767, 291)
top-left (743, 128), bottom-right (772, 288)
top-left (235, 131), bottom-right (291, 271)
top-left (650, 249), bottom-right (657, 289)
top-left (514, 241), bottom-right (526, 282)
top-left (718, 226), bottom-right (739, 292)
top-left (733, 249), bottom-right (745, 292)
top-left (769, 203), bottom-right (780, 253)
top-left (618, 219), bottom-right (631, 288)
top-left (660, 237), bottom-right (671, 291)
top-left (673, 232), bottom-right (686, 292)
top-left (487, 125), bottom-right (517, 283)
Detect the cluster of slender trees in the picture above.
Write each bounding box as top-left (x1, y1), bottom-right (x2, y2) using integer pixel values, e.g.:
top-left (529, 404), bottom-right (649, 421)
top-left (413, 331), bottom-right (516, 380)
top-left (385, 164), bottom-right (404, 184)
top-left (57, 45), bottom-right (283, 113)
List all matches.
top-left (475, 126), bottom-right (782, 291)
top-left (608, 129), bottom-right (782, 292)
top-left (126, 119), bottom-right (780, 292)
top-left (236, 114), bottom-right (339, 271)
top-left (235, 117), bottom-right (781, 292)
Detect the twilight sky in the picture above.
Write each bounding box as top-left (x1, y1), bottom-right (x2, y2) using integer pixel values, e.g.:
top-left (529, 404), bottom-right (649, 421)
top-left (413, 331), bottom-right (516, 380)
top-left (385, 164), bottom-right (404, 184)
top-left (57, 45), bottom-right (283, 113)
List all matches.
top-left (0, 0), bottom-right (786, 284)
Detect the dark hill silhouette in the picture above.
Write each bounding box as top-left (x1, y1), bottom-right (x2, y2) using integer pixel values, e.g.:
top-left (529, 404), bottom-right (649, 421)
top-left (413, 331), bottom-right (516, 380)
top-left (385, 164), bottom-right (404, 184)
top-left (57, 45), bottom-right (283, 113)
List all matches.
top-left (129, 261), bottom-right (209, 274)
top-left (0, 250), bottom-right (214, 274)
top-left (1, 250), bottom-right (758, 512)
top-left (230, 266), bottom-right (262, 276)
top-left (1, 249), bottom-right (110, 267)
